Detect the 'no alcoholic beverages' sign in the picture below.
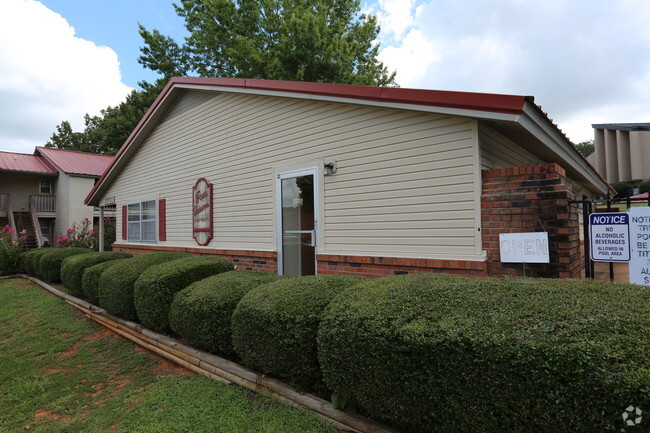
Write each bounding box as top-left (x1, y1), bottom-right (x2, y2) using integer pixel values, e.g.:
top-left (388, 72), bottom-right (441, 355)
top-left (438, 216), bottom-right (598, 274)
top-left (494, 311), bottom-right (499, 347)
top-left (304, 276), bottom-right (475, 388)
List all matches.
top-left (589, 212), bottom-right (630, 262)
top-left (629, 207), bottom-right (650, 286)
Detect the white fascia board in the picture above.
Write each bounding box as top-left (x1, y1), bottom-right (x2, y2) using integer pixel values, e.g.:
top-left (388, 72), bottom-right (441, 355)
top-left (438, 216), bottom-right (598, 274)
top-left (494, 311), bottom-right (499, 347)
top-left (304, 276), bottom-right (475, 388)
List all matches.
top-left (174, 84), bottom-right (521, 122)
top-left (520, 101), bottom-right (609, 195)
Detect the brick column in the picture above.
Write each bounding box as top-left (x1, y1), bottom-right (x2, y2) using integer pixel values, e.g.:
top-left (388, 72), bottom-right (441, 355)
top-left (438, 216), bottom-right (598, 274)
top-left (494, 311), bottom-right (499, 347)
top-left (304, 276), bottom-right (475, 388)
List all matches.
top-left (481, 163), bottom-right (582, 278)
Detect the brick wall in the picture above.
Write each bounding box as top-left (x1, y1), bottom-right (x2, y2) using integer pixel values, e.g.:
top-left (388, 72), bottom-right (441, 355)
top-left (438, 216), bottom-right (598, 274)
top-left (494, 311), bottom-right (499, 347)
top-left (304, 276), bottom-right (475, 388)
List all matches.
top-left (112, 243), bottom-right (278, 273)
top-left (481, 163), bottom-right (582, 278)
top-left (316, 254), bottom-right (486, 278)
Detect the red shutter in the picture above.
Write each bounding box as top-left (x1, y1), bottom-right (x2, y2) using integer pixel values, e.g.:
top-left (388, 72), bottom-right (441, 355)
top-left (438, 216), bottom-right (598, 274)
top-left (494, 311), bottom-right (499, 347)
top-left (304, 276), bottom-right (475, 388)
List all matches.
top-left (121, 205), bottom-right (127, 240)
top-left (158, 199), bottom-right (166, 241)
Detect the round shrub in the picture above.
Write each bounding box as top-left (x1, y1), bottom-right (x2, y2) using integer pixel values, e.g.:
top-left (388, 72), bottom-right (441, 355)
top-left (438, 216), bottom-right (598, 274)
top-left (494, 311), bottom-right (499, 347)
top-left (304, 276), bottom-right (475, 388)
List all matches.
top-left (134, 256), bottom-right (234, 333)
top-left (22, 248), bottom-right (52, 276)
top-left (37, 248), bottom-right (93, 282)
top-left (169, 270), bottom-right (279, 357)
top-left (232, 274), bottom-right (362, 394)
top-left (82, 258), bottom-right (131, 306)
top-left (61, 251), bottom-right (132, 297)
top-left (98, 252), bottom-right (189, 321)
top-left (318, 274), bottom-right (650, 433)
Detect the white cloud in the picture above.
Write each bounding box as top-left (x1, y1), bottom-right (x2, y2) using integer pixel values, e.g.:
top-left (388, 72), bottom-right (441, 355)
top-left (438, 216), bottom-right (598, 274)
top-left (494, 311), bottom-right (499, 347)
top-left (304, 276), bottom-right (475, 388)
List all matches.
top-left (372, 0), bottom-right (417, 39)
top-left (379, 29), bottom-right (438, 85)
top-left (370, 0), bottom-right (650, 143)
top-left (0, 0), bottom-right (131, 153)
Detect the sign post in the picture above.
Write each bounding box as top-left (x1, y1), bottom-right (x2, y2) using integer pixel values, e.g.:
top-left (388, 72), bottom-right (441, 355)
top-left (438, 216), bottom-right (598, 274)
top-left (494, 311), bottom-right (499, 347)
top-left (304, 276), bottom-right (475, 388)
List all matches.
top-left (629, 207), bottom-right (650, 286)
top-left (589, 213), bottom-right (630, 262)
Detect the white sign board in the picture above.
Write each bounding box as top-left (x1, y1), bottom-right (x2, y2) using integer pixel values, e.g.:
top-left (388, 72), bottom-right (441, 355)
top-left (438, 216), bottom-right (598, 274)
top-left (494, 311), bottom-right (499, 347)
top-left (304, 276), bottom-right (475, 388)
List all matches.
top-left (629, 207), bottom-right (650, 286)
top-left (499, 232), bottom-right (550, 263)
top-left (589, 212), bottom-right (630, 262)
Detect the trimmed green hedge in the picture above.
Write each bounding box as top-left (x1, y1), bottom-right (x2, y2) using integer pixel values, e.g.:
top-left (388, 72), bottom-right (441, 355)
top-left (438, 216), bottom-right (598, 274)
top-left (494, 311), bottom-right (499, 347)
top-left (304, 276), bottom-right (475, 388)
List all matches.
top-left (98, 252), bottom-right (189, 321)
top-left (318, 274), bottom-right (650, 433)
top-left (37, 248), bottom-right (93, 282)
top-left (232, 275), bottom-right (362, 394)
top-left (134, 256), bottom-right (234, 333)
top-left (61, 251), bottom-right (132, 297)
top-left (82, 258), bottom-right (132, 306)
top-left (16, 250), bottom-right (30, 274)
top-left (22, 248), bottom-right (51, 276)
top-left (169, 270), bottom-right (279, 357)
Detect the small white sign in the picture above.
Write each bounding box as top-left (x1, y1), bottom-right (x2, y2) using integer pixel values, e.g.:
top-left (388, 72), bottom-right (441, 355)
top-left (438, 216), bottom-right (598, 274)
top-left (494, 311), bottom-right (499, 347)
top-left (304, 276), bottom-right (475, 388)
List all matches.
top-left (629, 207), bottom-right (650, 286)
top-left (499, 232), bottom-right (550, 263)
top-left (589, 212), bottom-right (630, 262)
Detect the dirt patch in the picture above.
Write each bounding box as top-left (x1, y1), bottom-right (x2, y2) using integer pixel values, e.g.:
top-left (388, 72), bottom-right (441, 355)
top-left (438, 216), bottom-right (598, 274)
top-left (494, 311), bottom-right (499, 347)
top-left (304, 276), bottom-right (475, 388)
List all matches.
top-left (133, 345), bottom-right (195, 377)
top-left (59, 341), bottom-right (82, 357)
top-left (85, 328), bottom-right (116, 342)
top-left (2, 337), bottom-right (12, 342)
top-left (29, 408), bottom-right (73, 426)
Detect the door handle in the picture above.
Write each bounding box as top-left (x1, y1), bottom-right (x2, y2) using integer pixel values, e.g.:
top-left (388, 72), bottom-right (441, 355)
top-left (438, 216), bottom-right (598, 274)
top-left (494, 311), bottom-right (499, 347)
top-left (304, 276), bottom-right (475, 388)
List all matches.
top-left (284, 230), bottom-right (316, 247)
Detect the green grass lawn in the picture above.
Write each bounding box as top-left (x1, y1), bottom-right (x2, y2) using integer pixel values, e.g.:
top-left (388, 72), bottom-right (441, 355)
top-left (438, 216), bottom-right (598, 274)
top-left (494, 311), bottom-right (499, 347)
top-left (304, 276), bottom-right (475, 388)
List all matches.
top-left (0, 278), bottom-right (337, 433)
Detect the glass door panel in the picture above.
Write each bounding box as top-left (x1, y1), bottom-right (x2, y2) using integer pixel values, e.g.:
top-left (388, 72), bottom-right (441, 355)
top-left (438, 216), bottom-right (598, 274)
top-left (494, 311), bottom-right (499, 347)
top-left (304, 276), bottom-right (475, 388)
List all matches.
top-left (280, 174), bottom-right (315, 277)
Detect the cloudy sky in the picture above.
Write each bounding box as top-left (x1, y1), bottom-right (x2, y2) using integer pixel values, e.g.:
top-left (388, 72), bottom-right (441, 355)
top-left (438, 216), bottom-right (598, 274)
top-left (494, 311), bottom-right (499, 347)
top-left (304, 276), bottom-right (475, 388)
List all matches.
top-left (1, 0), bottom-right (649, 154)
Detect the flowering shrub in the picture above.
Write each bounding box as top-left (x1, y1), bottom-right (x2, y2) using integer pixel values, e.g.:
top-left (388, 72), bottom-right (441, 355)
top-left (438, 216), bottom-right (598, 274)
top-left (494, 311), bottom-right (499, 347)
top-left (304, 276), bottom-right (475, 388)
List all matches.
top-left (0, 225), bottom-right (27, 275)
top-left (56, 217), bottom-right (116, 251)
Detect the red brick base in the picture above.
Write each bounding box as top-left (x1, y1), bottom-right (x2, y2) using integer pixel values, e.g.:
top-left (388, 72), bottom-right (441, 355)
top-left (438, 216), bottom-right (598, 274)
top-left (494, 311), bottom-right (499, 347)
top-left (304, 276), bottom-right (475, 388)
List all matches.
top-left (111, 244), bottom-right (278, 273)
top-left (316, 254), bottom-right (486, 278)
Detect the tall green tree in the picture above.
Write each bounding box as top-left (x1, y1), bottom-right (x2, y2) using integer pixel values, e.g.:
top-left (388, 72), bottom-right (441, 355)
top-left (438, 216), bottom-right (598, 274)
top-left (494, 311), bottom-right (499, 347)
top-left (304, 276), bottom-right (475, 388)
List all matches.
top-left (46, 83), bottom-right (164, 155)
top-left (574, 139), bottom-right (594, 156)
top-left (47, 0), bottom-right (396, 154)
top-left (139, 0), bottom-right (396, 86)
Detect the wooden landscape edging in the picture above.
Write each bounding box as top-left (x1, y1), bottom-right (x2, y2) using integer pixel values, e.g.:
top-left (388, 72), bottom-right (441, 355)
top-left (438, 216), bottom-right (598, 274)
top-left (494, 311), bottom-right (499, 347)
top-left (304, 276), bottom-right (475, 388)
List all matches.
top-left (9, 275), bottom-right (401, 433)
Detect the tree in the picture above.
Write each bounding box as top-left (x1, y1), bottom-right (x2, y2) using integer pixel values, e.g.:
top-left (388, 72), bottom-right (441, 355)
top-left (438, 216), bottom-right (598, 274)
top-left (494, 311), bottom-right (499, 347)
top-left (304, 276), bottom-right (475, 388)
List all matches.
top-left (47, 0), bottom-right (396, 155)
top-left (574, 139), bottom-right (594, 156)
top-left (138, 0), bottom-right (396, 86)
top-left (45, 121), bottom-right (90, 152)
top-left (46, 83), bottom-right (164, 155)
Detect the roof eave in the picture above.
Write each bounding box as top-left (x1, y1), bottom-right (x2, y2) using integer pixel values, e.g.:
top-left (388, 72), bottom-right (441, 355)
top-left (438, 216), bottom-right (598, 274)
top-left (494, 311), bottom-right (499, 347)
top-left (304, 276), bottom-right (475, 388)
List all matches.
top-left (520, 102), bottom-right (613, 196)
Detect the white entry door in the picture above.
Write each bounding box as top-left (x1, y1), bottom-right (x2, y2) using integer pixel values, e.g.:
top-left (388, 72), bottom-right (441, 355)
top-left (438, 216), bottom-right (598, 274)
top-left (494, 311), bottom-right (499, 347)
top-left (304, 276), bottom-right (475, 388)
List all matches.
top-left (277, 168), bottom-right (318, 276)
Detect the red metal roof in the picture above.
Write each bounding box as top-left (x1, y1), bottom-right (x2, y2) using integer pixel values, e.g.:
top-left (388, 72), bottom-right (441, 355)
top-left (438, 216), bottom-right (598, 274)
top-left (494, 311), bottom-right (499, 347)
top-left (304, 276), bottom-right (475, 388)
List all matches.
top-left (36, 147), bottom-right (114, 177)
top-left (171, 77), bottom-right (529, 115)
top-left (0, 151), bottom-right (57, 174)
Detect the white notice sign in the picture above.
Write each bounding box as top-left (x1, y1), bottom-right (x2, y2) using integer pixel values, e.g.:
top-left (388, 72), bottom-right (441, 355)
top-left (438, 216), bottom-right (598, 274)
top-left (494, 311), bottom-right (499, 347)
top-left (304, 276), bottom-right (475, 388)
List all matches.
top-left (499, 232), bottom-right (550, 263)
top-left (589, 212), bottom-right (630, 262)
top-left (629, 207), bottom-right (650, 286)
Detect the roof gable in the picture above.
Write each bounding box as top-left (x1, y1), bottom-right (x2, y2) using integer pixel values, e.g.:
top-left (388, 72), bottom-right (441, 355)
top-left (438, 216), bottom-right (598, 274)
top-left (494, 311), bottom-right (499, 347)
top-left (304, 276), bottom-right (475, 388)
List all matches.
top-left (85, 77), bottom-right (611, 204)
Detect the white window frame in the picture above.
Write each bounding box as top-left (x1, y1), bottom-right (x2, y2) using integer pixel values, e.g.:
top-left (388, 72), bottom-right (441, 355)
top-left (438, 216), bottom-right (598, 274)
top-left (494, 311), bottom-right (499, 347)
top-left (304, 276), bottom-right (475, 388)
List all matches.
top-left (127, 199), bottom-right (157, 243)
top-left (39, 181), bottom-right (52, 195)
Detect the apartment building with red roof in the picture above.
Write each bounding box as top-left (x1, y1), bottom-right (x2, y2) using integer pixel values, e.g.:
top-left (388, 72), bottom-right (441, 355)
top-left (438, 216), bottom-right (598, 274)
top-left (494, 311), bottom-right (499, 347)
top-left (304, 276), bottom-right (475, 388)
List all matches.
top-left (0, 147), bottom-right (114, 247)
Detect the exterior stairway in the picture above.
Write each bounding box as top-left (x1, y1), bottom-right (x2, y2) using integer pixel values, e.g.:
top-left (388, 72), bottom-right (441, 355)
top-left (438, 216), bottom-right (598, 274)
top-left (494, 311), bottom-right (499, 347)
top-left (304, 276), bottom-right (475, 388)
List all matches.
top-left (15, 212), bottom-right (38, 249)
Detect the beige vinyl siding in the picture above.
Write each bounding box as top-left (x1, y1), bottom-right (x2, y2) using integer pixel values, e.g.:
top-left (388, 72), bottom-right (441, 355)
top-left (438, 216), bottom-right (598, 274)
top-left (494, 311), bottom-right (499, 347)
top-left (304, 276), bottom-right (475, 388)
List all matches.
top-left (54, 173), bottom-right (69, 237)
top-left (0, 172), bottom-right (49, 211)
top-left (479, 122), bottom-right (542, 170)
top-left (66, 176), bottom-right (95, 229)
top-left (103, 90), bottom-right (482, 259)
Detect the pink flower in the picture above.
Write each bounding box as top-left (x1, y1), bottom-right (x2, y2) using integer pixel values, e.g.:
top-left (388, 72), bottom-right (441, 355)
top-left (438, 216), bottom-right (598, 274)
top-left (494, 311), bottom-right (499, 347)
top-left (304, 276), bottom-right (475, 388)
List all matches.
top-left (66, 227), bottom-right (73, 234)
top-left (20, 229), bottom-right (27, 235)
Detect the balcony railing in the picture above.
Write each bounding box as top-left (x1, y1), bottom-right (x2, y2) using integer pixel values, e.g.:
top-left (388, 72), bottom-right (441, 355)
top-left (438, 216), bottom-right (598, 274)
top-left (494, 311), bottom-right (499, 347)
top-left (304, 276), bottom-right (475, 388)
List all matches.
top-left (29, 194), bottom-right (56, 212)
